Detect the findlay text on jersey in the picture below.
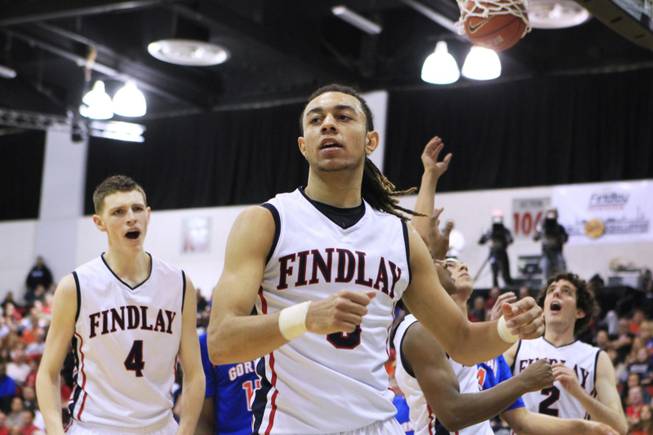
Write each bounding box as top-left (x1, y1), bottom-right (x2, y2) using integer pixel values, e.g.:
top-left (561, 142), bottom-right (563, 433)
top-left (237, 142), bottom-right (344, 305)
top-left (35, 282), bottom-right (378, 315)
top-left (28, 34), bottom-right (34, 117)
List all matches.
top-left (276, 248), bottom-right (404, 298)
top-left (88, 305), bottom-right (177, 338)
top-left (519, 357), bottom-right (592, 389)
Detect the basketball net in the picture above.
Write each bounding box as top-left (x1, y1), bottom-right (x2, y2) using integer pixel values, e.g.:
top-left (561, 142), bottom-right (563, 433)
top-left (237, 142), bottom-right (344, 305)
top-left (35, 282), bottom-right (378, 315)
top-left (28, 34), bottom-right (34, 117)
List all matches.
top-left (456, 0), bottom-right (532, 38)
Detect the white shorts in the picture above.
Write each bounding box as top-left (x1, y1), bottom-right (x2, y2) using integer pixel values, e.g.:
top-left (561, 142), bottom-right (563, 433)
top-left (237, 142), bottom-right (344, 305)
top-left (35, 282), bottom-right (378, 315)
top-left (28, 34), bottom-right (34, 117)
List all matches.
top-left (66, 416), bottom-right (178, 435)
top-left (335, 418), bottom-right (404, 435)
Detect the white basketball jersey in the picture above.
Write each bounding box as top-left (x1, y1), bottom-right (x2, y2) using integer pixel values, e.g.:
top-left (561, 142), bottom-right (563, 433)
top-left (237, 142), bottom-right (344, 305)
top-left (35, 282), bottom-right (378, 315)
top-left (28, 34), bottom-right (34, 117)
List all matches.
top-left (512, 337), bottom-right (600, 419)
top-left (253, 189), bottom-right (411, 434)
top-left (68, 254), bottom-right (184, 432)
top-left (394, 315), bottom-right (493, 435)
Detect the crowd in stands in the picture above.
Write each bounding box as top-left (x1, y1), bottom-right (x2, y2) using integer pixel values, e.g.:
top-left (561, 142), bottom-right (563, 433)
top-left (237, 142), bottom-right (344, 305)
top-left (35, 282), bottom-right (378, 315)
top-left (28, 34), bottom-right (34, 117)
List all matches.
top-left (1, 256), bottom-right (652, 434)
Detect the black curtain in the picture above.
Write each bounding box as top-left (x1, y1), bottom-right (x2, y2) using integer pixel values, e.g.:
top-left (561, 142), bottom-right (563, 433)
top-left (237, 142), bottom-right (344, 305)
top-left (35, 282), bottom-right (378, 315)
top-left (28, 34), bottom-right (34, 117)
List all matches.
top-left (0, 130), bottom-right (45, 220)
top-left (384, 69), bottom-right (653, 192)
top-left (85, 103), bottom-right (308, 214)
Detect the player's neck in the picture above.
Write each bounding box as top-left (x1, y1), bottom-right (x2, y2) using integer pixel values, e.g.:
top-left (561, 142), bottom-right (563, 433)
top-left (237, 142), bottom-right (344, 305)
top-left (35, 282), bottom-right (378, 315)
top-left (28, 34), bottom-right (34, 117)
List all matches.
top-left (305, 170), bottom-right (362, 208)
top-left (103, 248), bottom-right (150, 285)
top-left (544, 323), bottom-right (576, 347)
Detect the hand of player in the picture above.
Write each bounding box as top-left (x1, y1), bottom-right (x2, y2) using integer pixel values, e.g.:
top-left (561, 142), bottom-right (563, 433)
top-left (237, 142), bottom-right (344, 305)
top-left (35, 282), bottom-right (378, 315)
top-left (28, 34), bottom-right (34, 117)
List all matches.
top-left (552, 363), bottom-right (584, 397)
top-left (426, 208), bottom-right (454, 261)
top-left (305, 290), bottom-right (375, 335)
top-left (488, 291), bottom-right (517, 321)
top-left (578, 421), bottom-right (620, 435)
top-left (502, 296), bottom-right (545, 339)
top-left (421, 136), bottom-right (452, 178)
top-left (517, 359), bottom-right (553, 392)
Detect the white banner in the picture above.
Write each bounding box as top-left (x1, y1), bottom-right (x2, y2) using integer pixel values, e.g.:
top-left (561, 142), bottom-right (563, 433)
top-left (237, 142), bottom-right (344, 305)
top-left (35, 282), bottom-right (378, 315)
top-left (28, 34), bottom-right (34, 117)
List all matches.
top-left (512, 197), bottom-right (551, 239)
top-left (553, 180), bottom-right (653, 244)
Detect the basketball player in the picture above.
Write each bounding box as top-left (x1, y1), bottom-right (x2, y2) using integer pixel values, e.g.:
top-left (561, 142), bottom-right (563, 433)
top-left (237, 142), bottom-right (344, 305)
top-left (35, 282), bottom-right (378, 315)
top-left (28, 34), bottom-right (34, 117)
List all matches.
top-left (207, 84), bottom-right (545, 434)
top-left (505, 273), bottom-right (628, 434)
top-left (394, 259), bottom-right (617, 435)
top-left (36, 175), bottom-right (204, 435)
top-left (197, 332), bottom-right (258, 435)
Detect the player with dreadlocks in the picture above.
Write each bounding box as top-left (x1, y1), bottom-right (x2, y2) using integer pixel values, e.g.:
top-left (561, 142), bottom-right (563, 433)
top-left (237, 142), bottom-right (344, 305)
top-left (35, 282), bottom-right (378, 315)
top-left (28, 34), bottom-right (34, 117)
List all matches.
top-left (207, 84), bottom-right (546, 434)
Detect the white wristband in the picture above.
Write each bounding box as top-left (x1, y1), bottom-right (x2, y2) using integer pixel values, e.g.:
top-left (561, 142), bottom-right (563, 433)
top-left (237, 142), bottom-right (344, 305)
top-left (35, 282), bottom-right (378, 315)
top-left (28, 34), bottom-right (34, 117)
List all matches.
top-left (278, 301), bottom-right (310, 341)
top-left (497, 316), bottom-right (518, 343)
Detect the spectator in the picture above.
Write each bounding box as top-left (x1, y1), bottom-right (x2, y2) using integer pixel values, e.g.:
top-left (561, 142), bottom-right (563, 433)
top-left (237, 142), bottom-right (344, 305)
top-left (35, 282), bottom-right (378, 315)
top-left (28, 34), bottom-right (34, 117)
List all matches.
top-left (20, 389), bottom-right (35, 414)
top-left (0, 363), bottom-right (16, 413)
top-left (24, 257), bottom-right (52, 294)
top-left (6, 351), bottom-right (29, 386)
top-left (629, 348), bottom-right (653, 385)
top-left (485, 287), bottom-right (500, 311)
top-left (0, 411), bottom-right (8, 435)
top-left (533, 208), bottom-right (568, 279)
top-left (596, 329), bottom-right (610, 351)
top-left (5, 397), bottom-right (23, 430)
top-left (518, 285), bottom-right (531, 300)
top-left (469, 295), bottom-right (486, 322)
top-left (18, 410), bottom-right (38, 435)
top-left (631, 309), bottom-right (646, 335)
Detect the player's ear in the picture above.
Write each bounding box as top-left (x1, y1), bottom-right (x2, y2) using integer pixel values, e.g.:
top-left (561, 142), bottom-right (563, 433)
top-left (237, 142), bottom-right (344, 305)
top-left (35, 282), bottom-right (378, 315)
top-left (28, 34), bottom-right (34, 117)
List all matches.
top-left (92, 214), bottom-right (107, 232)
top-left (298, 136), bottom-right (307, 159)
top-left (365, 131), bottom-right (379, 155)
top-left (576, 309), bottom-right (586, 320)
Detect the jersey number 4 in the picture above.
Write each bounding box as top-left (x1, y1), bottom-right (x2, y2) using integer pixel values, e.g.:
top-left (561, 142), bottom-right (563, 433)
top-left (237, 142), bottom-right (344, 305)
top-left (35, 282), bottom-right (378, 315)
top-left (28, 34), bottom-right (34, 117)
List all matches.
top-left (327, 325), bottom-right (362, 349)
top-left (124, 340), bottom-right (145, 377)
top-left (539, 386), bottom-right (560, 416)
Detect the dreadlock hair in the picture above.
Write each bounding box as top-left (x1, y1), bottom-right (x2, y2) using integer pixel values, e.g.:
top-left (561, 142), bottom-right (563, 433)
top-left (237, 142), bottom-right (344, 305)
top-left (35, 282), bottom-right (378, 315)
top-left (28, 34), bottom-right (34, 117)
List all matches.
top-left (300, 84), bottom-right (418, 220)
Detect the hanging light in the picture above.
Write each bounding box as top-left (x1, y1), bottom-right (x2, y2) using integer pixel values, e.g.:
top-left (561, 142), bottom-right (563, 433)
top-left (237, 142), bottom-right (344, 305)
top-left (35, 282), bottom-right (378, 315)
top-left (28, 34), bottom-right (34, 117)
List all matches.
top-left (421, 41), bottom-right (460, 85)
top-left (462, 46), bottom-right (501, 81)
top-left (80, 80), bottom-right (113, 120)
top-left (112, 81), bottom-right (147, 117)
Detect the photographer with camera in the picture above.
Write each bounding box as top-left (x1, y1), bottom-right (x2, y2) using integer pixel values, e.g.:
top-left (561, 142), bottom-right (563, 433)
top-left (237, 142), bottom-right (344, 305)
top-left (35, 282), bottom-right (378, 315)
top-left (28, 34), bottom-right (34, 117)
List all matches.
top-left (534, 208), bottom-right (569, 279)
top-left (479, 212), bottom-right (514, 288)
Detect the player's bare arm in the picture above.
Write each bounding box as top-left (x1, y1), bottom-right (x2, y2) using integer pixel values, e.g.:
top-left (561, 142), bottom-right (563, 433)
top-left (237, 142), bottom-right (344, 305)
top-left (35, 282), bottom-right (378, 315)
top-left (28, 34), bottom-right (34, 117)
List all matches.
top-left (552, 351), bottom-right (627, 435)
top-left (208, 206), bottom-right (374, 364)
top-left (404, 321), bottom-right (552, 431)
top-left (176, 276), bottom-right (205, 435)
top-left (503, 407), bottom-right (619, 435)
top-left (196, 397), bottom-right (214, 435)
top-left (35, 274), bottom-right (77, 435)
top-left (411, 136), bottom-right (452, 240)
top-left (402, 225), bottom-right (544, 366)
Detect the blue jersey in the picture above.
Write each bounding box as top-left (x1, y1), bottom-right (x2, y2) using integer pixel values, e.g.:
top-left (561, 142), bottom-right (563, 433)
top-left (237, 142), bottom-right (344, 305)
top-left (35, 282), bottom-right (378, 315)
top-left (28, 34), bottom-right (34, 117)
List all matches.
top-left (393, 394), bottom-right (414, 435)
top-left (199, 334), bottom-right (260, 435)
top-left (477, 355), bottom-right (525, 412)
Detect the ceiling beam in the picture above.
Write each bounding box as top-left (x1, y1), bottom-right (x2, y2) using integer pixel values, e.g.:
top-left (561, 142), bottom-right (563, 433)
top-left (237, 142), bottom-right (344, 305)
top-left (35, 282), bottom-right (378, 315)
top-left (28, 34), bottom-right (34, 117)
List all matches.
top-left (3, 28), bottom-right (204, 109)
top-left (169, 3), bottom-right (364, 85)
top-left (0, 0), bottom-right (175, 26)
top-left (32, 23), bottom-right (210, 108)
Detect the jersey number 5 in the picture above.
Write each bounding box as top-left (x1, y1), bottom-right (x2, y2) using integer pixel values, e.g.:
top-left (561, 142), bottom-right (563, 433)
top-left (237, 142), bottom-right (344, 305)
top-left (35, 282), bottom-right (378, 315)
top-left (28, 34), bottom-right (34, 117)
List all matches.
top-left (124, 340), bottom-right (145, 377)
top-left (539, 386), bottom-right (560, 416)
top-left (327, 325), bottom-right (362, 349)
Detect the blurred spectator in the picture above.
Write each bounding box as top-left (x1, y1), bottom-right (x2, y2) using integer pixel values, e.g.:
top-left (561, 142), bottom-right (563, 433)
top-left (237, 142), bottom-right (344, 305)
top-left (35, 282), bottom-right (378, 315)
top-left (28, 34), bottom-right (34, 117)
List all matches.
top-left (0, 363), bottom-right (16, 413)
top-left (595, 329), bottom-right (610, 351)
top-left (630, 404), bottom-right (652, 435)
top-left (24, 257), bottom-right (52, 294)
top-left (469, 295), bottom-right (486, 322)
top-left (5, 397), bottom-right (23, 429)
top-left (631, 309), bottom-right (646, 335)
top-left (6, 351), bottom-right (29, 386)
top-left (533, 208), bottom-right (568, 279)
top-left (628, 348), bottom-right (653, 384)
top-left (0, 411), bottom-right (8, 435)
top-left (518, 286), bottom-right (530, 300)
top-left (612, 318), bottom-right (634, 363)
top-left (484, 287), bottom-right (500, 311)
top-left (20, 388), bottom-right (35, 414)
top-left (479, 214), bottom-right (514, 287)
top-left (18, 409), bottom-right (38, 434)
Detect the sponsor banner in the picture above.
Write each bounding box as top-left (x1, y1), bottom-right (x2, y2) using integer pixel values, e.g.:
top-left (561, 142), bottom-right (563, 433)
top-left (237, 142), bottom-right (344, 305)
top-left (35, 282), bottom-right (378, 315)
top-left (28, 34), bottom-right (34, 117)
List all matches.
top-left (182, 216), bottom-right (211, 253)
top-left (552, 181), bottom-right (653, 244)
top-left (512, 197), bottom-right (551, 239)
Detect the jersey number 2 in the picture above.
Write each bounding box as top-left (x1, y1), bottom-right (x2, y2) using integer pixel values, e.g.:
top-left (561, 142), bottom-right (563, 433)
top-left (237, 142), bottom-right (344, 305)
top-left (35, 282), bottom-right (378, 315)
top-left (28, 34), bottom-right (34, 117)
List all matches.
top-left (124, 340), bottom-right (145, 377)
top-left (327, 325), bottom-right (362, 349)
top-left (539, 386), bottom-right (560, 416)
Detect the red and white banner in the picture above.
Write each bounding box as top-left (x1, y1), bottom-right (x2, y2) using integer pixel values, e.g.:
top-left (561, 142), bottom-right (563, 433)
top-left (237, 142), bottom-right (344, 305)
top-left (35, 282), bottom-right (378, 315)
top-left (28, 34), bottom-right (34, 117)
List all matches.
top-left (512, 197), bottom-right (551, 239)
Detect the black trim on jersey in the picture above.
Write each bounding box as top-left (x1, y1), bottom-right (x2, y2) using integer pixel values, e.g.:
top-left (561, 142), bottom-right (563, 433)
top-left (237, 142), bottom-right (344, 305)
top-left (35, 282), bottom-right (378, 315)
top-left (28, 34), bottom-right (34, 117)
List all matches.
top-left (181, 270), bottom-right (187, 312)
top-left (401, 220), bottom-right (412, 285)
top-left (510, 339), bottom-right (522, 372)
top-left (72, 271), bottom-right (81, 322)
top-left (100, 252), bottom-right (153, 290)
top-left (542, 336), bottom-right (578, 348)
top-left (260, 203), bottom-right (280, 265)
top-left (252, 358), bottom-right (271, 434)
top-left (67, 335), bottom-right (82, 419)
top-left (399, 321), bottom-right (420, 378)
top-left (298, 186), bottom-right (366, 229)
top-left (593, 349), bottom-right (601, 387)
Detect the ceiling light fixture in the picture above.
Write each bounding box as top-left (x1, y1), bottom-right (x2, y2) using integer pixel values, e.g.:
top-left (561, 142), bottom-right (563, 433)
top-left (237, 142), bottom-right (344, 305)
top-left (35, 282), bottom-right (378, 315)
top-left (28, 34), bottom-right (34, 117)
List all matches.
top-left (148, 39), bottom-right (229, 66)
top-left (421, 41), bottom-right (460, 85)
top-left (332, 5), bottom-right (382, 35)
top-left (80, 80), bottom-right (113, 120)
top-left (0, 64), bottom-right (17, 79)
top-left (113, 81), bottom-right (147, 117)
top-left (462, 46), bottom-right (502, 81)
